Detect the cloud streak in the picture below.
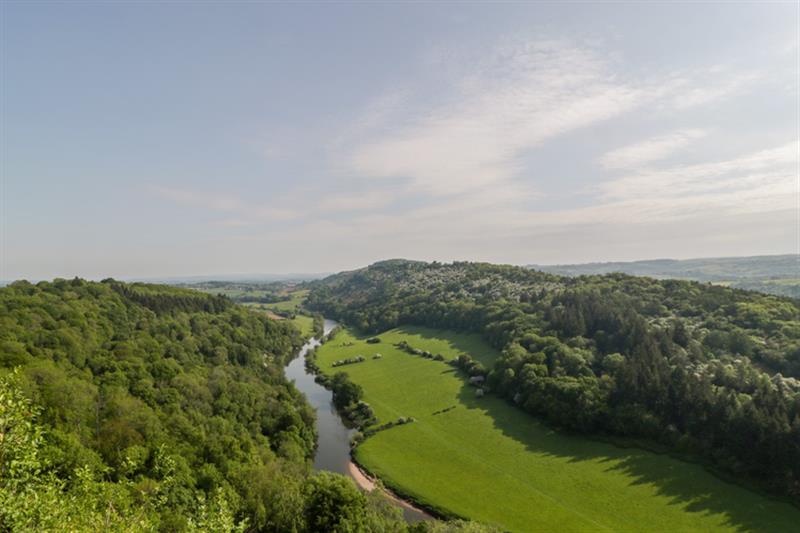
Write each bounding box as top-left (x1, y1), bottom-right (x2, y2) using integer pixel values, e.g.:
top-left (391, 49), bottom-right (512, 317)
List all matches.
top-left (350, 41), bottom-right (644, 196)
top-left (150, 37), bottom-right (795, 265)
top-left (599, 129), bottom-right (708, 170)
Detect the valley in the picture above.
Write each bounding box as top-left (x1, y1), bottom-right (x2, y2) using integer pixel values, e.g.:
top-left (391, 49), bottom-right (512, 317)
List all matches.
top-left (314, 325), bottom-right (800, 532)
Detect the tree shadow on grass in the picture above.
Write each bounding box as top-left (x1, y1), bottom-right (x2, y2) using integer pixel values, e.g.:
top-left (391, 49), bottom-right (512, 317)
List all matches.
top-left (454, 383), bottom-right (800, 533)
top-left (391, 325), bottom-right (499, 367)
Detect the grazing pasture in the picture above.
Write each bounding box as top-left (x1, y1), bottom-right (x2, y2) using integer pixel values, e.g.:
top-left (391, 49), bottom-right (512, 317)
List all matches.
top-left (242, 289), bottom-right (314, 336)
top-left (315, 326), bottom-right (800, 533)
top-left (267, 289), bottom-right (310, 312)
top-left (288, 313), bottom-right (314, 337)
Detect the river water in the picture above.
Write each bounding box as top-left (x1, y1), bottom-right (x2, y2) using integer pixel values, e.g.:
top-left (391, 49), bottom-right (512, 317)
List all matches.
top-left (284, 318), bottom-right (430, 523)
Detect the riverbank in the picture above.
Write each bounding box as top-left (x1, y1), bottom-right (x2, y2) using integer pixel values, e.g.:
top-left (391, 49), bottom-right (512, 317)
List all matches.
top-left (348, 461), bottom-right (434, 521)
top-left (285, 320), bottom-right (432, 523)
top-left (313, 324), bottom-right (800, 533)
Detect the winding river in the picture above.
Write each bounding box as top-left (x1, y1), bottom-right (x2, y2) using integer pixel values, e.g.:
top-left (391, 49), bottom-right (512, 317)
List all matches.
top-left (284, 318), bottom-right (430, 523)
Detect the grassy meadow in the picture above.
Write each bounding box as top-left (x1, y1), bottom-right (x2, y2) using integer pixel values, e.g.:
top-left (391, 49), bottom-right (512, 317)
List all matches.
top-left (242, 289), bottom-right (314, 336)
top-left (266, 289), bottom-right (310, 312)
top-left (315, 326), bottom-right (800, 532)
top-left (289, 313), bottom-right (314, 337)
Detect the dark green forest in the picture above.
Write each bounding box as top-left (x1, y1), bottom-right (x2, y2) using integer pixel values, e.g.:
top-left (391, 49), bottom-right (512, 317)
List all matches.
top-left (306, 260), bottom-right (800, 503)
top-left (0, 279), bottom-right (491, 532)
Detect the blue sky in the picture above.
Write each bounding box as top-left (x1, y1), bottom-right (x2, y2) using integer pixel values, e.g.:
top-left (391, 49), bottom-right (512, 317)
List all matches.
top-left (3, 2), bottom-right (798, 279)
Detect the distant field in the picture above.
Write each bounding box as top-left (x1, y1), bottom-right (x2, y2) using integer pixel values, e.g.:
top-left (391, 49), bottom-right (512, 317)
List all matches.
top-left (265, 289), bottom-right (310, 312)
top-left (289, 313), bottom-right (314, 337)
top-left (241, 289), bottom-right (314, 337)
top-left (244, 304), bottom-right (314, 337)
top-left (316, 326), bottom-right (800, 532)
top-left (195, 287), bottom-right (276, 299)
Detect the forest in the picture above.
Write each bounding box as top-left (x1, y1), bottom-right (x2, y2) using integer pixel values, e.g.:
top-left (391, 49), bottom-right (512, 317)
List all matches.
top-left (0, 278), bottom-right (490, 532)
top-left (306, 260), bottom-right (800, 503)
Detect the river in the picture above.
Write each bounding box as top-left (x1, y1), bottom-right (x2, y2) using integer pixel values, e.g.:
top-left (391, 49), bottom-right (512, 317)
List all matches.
top-left (284, 318), bottom-right (431, 523)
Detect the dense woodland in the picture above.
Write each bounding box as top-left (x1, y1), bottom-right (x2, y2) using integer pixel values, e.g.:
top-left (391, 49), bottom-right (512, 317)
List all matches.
top-left (0, 279), bottom-right (491, 532)
top-left (306, 260), bottom-right (800, 503)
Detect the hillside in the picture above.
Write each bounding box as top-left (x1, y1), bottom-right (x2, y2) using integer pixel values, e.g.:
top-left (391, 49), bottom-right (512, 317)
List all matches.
top-left (0, 279), bottom-right (482, 532)
top-left (530, 254), bottom-right (799, 298)
top-left (307, 260), bottom-right (800, 502)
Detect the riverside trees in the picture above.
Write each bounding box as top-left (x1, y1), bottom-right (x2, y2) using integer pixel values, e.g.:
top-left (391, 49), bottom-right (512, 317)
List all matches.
top-left (307, 260), bottom-right (800, 502)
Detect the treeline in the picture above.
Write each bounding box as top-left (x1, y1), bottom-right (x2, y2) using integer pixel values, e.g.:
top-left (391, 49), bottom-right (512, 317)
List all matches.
top-left (0, 278), bottom-right (493, 532)
top-left (307, 260), bottom-right (800, 502)
top-left (109, 280), bottom-right (232, 314)
top-left (306, 346), bottom-right (377, 428)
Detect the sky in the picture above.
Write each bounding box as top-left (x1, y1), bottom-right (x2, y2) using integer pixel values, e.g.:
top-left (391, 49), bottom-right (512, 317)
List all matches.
top-left (2, 1), bottom-right (798, 280)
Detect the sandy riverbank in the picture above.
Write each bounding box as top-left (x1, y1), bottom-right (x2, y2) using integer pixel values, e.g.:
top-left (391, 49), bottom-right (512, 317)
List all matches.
top-left (347, 461), bottom-right (434, 520)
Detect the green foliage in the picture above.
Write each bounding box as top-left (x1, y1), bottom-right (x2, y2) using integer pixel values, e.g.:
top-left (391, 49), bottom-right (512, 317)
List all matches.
top-left (0, 370), bottom-right (245, 531)
top-left (0, 278), bottom-right (495, 532)
top-left (304, 471), bottom-right (370, 531)
top-left (316, 327), bottom-right (800, 532)
top-left (307, 260), bottom-right (800, 502)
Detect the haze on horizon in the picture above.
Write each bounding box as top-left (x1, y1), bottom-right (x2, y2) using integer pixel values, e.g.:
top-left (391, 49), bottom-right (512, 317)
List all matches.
top-left (3, 2), bottom-right (798, 281)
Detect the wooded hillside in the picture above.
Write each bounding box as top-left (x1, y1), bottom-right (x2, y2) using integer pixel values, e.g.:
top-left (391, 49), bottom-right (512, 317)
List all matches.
top-left (307, 260), bottom-right (800, 502)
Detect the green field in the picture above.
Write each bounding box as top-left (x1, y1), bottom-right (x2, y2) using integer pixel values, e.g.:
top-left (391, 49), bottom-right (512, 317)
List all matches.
top-left (265, 289), bottom-right (309, 312)
top-left (241, 289), bottom-right (314, 337)
top-left (316, 326), bottom-right (800, 532)
top-left (289, 313), bottom-right (314, 337)
top-left (243, 303), bottom-right (315, 337)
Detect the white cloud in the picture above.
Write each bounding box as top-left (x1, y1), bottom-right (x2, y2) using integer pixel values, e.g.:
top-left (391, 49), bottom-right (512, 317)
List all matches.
top-left (150, 39), bottom-right (792, 265)
top-left (345, 40), bottom-right (762, 203)
top-left (599, 129), bottom-right (708, 170)
top-left (305, 139), bottom-right (798, 249)
top-left (599, 141), bottom-right (798, 208)
top-left (349, 41), bottom-right (644, 196)
top-left (667, 71), bottom-right (760, 110)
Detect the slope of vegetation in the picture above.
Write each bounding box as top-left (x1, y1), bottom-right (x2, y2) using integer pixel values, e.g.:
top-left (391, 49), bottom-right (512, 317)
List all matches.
top-left (191, 282), bottom-right (317, 338)
top-left (315, 327), bottom-right (800, 532)
top-left (307, 260), bottom-right (800, 502)
top-left (0, 278), bottom-right (488, 532)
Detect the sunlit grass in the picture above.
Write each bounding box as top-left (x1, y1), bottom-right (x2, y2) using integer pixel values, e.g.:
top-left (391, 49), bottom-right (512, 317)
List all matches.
top-left (316, 327), bottom-right (800, 532)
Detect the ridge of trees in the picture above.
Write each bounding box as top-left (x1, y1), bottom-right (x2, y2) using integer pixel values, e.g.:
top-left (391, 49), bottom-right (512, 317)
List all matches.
top-left (307, 260), bottom-right (800, 502)
top-left (0, 278), bottom-right (495, 531)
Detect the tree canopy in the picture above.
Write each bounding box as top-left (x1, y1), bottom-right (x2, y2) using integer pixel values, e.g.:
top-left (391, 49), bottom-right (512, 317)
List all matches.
top-left (307, 260), bottom-right (800, 502)
top-left (0, 278), bottom-right (495, 532)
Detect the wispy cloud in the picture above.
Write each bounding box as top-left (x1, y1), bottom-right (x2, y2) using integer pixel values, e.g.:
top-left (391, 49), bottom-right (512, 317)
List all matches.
top-left (345, 39), bottom-right (762, 202)
top-left (599, 129), bottom-right (708, 170)
top-left (666, 70), bottom-right (761, 110)
top-left (599, 140), bottom-right (798, 208)
top-left (151, 38), bottom-right (792, 262)
top-left (349, 41), bottom-right (644, 196)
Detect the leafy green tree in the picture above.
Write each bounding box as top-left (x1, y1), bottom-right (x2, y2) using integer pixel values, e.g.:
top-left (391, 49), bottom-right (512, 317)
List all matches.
top-left (303, 472), bottom-right (369, 532)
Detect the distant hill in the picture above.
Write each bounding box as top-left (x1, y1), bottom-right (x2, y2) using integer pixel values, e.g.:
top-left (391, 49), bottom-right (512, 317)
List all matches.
top-left (529, 254), bottom-right (799, 298)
